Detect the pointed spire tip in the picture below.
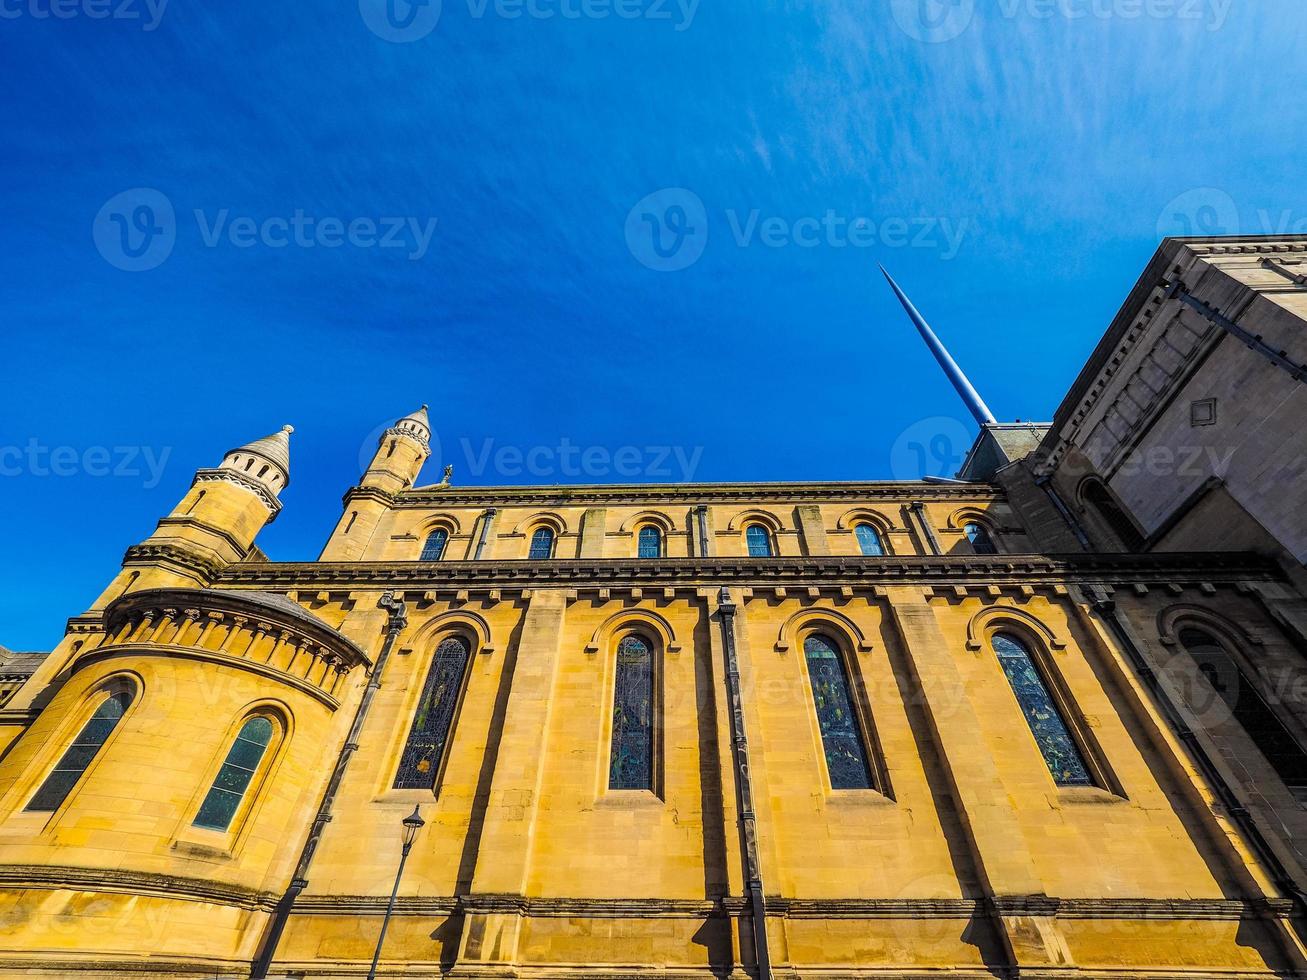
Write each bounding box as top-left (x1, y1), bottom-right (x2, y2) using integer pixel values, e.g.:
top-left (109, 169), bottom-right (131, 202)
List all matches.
top-left (878, 266), bottom-right (997, 428)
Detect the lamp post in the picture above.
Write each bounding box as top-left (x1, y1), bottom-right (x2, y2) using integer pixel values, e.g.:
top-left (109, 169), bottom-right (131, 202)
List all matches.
top-left (366, 805), bottom-right (425, 980)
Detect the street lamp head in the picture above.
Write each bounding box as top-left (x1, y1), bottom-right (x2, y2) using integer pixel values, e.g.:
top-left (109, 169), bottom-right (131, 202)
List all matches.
top-left (401, 804), bottom-right (425, 848)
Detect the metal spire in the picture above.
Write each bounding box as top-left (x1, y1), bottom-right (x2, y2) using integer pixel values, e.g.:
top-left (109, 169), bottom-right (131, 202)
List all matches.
top-left (879, 265), bottom-right (997, 427)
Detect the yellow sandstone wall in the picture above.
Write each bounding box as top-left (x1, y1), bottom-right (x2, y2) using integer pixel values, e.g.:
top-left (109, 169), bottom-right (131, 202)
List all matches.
top-left (3, 476), bottom-right (1307, 978)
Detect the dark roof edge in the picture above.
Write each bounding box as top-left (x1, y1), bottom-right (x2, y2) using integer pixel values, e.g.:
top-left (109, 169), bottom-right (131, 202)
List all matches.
top-left (1040, 234), bottom-right (1307, 458)
top-left (1041, 239), bottom-right (1181, 449)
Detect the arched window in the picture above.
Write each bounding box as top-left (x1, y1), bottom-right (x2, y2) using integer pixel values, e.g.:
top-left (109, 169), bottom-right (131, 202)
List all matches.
top-left (528, 526), bottom-right (555, 560)
top-left (420, 528), bottom-right (449, 561)
top-left (803, 634), bottom-right (873, 789)
top-left (27, 689), bottom-right (133, 812)
top-left (746, 524), bottom-right (773, 557)
top-left (1082, 479), bottom-right (1145, 551)
top-left (609, 634), bottom-right (655, 790)
top-left (394, 636), bottom-right (472, 789)
top-left (193, 716), bottom-right (275, 831)
top-left (855, 523), bottom-right (885, 556)
top-left (637, 525), bottom-right (662, 559)
top-left (1179, 628), bottom-right (1307, 795)
top-left (965, 522), bottom-right (997, 555)
top-left (992, 633), bottom-right (1092, 786)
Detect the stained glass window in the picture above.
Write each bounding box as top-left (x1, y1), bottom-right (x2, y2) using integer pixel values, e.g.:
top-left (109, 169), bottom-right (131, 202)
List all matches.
top-left (803, 634), bottom-right (873, 790)
top-left (420, 528), bottom-right (449, 561)
top-left (27, 690), bottom-right (132, 812)
top-left (965, 522), bottom-right (997, 555)
top-left (1180, 628), bottom-right (1307, 794)
top-left (746, 524), bottom-right (773, 557)
top-left (394, 636), bottom-right (472, 789)
top-left (528, 526), bottom-right (555, 559)
top-left (637, 525), bottom-right (662, 558)
top-left (609, 634), bottom-right (654, 790)
top-left (193, 716), bottom-right (275, 831)
top-left (855, 524), bottom-right (884, 556)
top-left (992, 633), bottom-right (1092, 786)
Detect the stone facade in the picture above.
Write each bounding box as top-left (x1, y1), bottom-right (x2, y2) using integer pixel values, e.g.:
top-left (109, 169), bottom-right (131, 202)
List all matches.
top-left (1034, 236), bottom-right (1307, 575)
top-left (2, 239), bottom-right (1307, 978)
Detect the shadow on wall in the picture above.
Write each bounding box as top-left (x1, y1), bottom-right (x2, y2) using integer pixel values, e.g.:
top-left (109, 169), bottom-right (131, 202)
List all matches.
top-left (454, 614), bottom-right (529, 894)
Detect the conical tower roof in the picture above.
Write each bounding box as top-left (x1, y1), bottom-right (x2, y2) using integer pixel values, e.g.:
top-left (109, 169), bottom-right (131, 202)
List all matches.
top-left (389, 404), bottom-right (431, 447)
top-left (399, 404), bottom-right (429, 429)
top-left (224, 424), bottom-right (294, 489)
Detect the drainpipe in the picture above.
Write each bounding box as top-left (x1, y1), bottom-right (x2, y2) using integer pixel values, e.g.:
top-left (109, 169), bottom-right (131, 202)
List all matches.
top-left (1082, 585), bottom-right (1307, 922)
top-left (695, 505), bottom-right (710, 558)
top-left (250, 590), bottom-right (409, 979)
top-left (715, 587), bottom-right (773, 980)
top-left (1035, 475), bottom-right (1092, 551)
top-left (909, 501), bottom-right (942, 555)
top-left (472, 508), bottom-right (497, 560)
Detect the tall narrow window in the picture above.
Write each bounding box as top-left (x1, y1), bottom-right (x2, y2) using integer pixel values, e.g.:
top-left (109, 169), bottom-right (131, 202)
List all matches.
top-left (193, 716), bottom-right (275, 831)
top-left (27, 689), bottom-right (132, 812)
top-left (637, 525), bottom-right (662, 558)
top-left (609, 634), bottom-right (654, 790)
top-left (420, 528), bottom-right (449, 561)
top-left (965, 522), bottom-right (997, 555)
top-left (992, 633), bottom-right (1092, 786)
top-left (394, 636), bottom-right (472, 789)
top-left (1180, 628), bottom-right (1307, 795)
top-left (528, 526), bottom-right (555, 559)
top-left (855, 523), bottom-right (885, 556)
top-left (746, 524), bottom-right (773, 557)
top-left (803, 634), bottom-right (873, 789)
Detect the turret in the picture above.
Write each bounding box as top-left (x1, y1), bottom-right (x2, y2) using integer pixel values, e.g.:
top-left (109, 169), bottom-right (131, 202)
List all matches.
top-left (87, 425), bottom-right (294, 610)
top-left (320, 406), bottom-right (432, 561)
top-left (361, 405), bottom-right (431, 494)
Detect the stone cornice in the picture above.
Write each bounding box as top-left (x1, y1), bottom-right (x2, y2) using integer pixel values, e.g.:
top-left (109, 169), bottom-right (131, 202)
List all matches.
top-left (104, 588), bottom-right (371, 673)
top-left (294, 893), bottom-right (461, 915)
top-left (341, 484), bottom-right (397, 508)
top-left (193, 467), bottom-right (283, 521)
top-left (121, 543), bottom-right (222, 582)
top-left (153, 516), bottom-right (249, 560)
top-left (290, 893), bottom-right (1286, 921)
top-left (0, 956), bottom-right (251, 976)
top-left (0, 872), bottom-right (1286, 926)
top-left (0, 863), bottom-right (278, 910)
top-left (213, 553), bottom-right (1280, 593)
top-left (1184, 238), bottom-right (1307, 258)
top-left (384, 423), bottom-right (430, 450)
top-left (394, 481), bottom-right (1006, 508)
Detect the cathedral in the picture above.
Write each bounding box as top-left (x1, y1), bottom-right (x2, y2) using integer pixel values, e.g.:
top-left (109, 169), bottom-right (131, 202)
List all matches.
top-left (1, 234), bottom-right (1306, 979)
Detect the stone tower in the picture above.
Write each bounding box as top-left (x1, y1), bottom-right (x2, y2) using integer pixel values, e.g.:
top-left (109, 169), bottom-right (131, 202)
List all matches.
top-left (321, 405), bottom-right (432, 561)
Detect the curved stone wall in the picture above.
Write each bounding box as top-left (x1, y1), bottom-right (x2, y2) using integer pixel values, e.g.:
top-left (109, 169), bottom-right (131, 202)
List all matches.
top-left (0, 588), bottom-right (371, 969)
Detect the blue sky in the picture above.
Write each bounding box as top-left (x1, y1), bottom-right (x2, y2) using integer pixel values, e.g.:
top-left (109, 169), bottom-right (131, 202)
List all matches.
top-left (2, 0), bottom-right (1304, 649)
